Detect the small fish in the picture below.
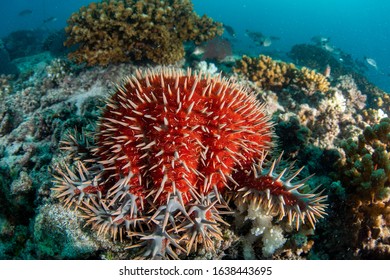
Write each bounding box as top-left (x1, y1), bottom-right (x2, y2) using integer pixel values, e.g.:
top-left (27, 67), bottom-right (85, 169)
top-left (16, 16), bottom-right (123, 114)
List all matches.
top-left (322, 43), bottom-right (335, 52)
top-left (364, 57), bottom-right (378, 70)
top-left (259, 37), bottom-right (272, 47)
top-left (245, 30), bottom-right (262, 40)
top-left (223, 24), bottom-right (236, 37)
top-left (43, 17), bottom-right (57, 24)
top-left (192, 46), bottom-right (205, 56)
top-left (311, 36), bottom-right (329, 45)
top-left (323, 64), bottom-right (331, 78)
top-left (18, 9), bottom-right (32, 16)
top-left (246, 30), bottom-right (279, 47)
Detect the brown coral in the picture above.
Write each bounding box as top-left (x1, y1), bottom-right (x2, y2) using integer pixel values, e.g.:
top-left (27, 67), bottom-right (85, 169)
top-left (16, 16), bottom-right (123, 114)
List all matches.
top-left (338, 118), bottom-right (390, 258)
top-left (293, 67), bottom-right (330, 94)
top-left (234, 55), bottom-right (329, 93)
top-left (234, 55), bottom-right (296, 91)
top-left (339, 118), bottom-right (390, 200)
top-left (64, 0), bottom-right (223, 66)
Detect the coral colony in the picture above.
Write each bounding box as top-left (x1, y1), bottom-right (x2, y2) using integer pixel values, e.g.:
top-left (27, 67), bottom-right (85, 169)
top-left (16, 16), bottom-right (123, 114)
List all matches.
top-left (53, 68), bottom-right (327, 259)
top-left (64, 0), bottom-right (223, 65)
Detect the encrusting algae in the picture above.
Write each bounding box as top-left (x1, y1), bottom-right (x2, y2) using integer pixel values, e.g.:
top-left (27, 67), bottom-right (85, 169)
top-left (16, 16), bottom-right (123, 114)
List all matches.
top-left (64, 0), bottom-right (223, 66)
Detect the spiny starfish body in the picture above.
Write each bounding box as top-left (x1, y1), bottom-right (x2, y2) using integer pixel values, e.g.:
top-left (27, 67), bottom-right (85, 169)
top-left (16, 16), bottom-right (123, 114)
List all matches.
top-left (53, 68), bottom-right (327, 259)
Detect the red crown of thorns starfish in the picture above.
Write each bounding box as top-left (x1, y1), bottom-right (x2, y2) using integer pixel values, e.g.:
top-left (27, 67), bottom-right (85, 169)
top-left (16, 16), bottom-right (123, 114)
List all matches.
top-left (53, 67), bottom-right (327, 259)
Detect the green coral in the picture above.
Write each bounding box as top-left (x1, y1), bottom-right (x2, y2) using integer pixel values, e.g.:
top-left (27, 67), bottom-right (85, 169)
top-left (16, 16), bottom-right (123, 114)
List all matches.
top-left (336, 118), bottom-right (390, 258)
top-left (339, 117), bottom-right (390, 200)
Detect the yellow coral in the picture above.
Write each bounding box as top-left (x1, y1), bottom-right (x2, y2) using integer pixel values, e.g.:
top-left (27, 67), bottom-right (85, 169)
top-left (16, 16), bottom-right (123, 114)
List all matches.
top-left (294, 67), bottom-right (330, 93)
top-left (234, 55), bottom-right (295, 90)
top-left (64, 0), bottom-right (223, 66)
top-left (234, 55), bottom-right (329, 93)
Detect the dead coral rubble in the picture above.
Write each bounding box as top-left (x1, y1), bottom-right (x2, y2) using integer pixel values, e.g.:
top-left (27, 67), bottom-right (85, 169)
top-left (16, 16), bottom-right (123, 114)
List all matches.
top-left (64, 0), bottom-right (223, 66)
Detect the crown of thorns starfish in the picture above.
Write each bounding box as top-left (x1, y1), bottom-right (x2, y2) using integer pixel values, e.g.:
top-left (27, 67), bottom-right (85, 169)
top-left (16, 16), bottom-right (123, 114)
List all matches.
top-left (53, 67), bottom-right (327, 259)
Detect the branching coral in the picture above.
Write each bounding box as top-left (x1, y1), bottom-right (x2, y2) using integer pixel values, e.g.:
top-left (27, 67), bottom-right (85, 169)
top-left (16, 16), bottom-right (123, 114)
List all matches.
top-left (293, 67), bottom-right (330, 94)
top-left (64, 0), bottom-right (223, 66)
top-left (339, 118), bottom-right (390, 200)
top-left (234, 55), bottom-right (296, 91)
top-left (234, 55), bottom-right (329, 93)
top-left (52, 67), bottom-right (327, 259)
top-left (338, 118), bottom-right (390, 258)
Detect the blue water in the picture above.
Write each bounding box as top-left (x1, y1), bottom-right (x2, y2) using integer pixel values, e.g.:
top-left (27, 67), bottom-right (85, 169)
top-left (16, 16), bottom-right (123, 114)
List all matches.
top-left (1, 0), bottom-right (389, 91)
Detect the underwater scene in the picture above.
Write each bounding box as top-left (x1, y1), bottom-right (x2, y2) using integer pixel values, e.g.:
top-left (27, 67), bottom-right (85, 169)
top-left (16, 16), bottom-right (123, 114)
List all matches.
top-left (0, 0), bottom-right (389, 260)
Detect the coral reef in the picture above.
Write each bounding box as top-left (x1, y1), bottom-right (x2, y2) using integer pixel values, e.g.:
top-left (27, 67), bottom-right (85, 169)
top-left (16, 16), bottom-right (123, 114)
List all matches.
top-left (234, 55), bottom-right (329, 93)
top-left (320, 118), bottom-right (390, 259)
top-left (52, 67), bottom-right (327, 259)
top-left (289, 44), bottom-right (347, 78)
top-left (293, 67), bottom-right (330, 94)
top-left (234, 55), bottom-right (296, 91)
top-left (301, 75), bottom-right (368, 148)
top-left (231, 53), bottom-right (389, 259)
top-left (339, 118), bottom-right (390, 201)
top-left (236, 63), bottom-right (368, 150)
top-left (288, 43), bottom-right (388, 108)
top-left (64, 0), bottom-right (223, 66)
top-left (45, 58), bottom-right (72, 87)
top-left (0, 56), bottom-right (140, 259)
top-left (3, 33), bottom-right (388, 260)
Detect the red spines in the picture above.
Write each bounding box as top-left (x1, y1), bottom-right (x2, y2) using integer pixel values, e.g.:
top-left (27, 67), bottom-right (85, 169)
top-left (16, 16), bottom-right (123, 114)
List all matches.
top-left (53, 68), bottom-right (328, 257)
top-left (95, 69), bottom-right (273, 207)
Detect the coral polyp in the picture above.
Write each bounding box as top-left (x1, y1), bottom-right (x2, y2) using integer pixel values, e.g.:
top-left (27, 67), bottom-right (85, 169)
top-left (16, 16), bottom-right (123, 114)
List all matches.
top-left (53, 67), bottom-right (327, 259)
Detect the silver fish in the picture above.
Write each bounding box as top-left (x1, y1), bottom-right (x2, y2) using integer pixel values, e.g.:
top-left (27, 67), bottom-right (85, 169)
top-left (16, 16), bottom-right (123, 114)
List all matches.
top-left (365, 57), bottom-right (378, 69)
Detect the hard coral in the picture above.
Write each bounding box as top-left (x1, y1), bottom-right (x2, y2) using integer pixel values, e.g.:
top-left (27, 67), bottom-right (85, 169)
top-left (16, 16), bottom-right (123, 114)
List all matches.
top-left (338, 118), bottom-right (390, 258)
top-left (53, 67), bottom-right (327, 259)
top-left (339, 117), bottom-right (390, 200)
top-left (293, 67), bottom-right (330, 94)
top-left (234, 55), bottom-right (329, 93)
top-left (288, 43), bottom-right (386, 104)
top-left (64, 0), bottom-right (223, 66)
top-left (234, 55), bottom-right (296, 91)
